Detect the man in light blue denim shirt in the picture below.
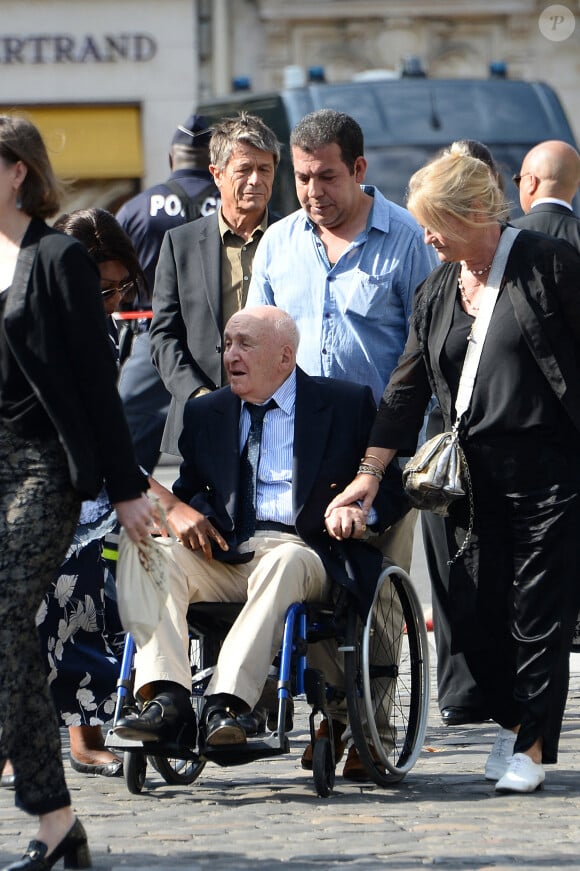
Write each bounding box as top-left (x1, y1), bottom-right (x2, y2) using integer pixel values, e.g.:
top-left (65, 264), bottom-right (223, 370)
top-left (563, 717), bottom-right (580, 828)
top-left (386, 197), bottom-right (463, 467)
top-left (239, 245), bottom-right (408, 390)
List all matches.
top-left (246, 109), bottom-right (437, 782)
top-left (246, 110), bottom-right (437, 406)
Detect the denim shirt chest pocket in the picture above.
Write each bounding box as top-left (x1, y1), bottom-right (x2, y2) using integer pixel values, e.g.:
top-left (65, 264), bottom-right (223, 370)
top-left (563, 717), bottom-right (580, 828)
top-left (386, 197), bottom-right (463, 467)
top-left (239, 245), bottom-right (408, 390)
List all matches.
top-left (343, 269), bottom-right (392, 321)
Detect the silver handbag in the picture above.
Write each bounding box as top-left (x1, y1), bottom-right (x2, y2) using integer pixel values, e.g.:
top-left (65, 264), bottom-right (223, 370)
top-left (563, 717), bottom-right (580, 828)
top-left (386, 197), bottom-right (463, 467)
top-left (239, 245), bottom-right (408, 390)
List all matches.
top-left (402, 423), bottom-right (467, 516)
top-left (403, 425), bottom-right (473, 565)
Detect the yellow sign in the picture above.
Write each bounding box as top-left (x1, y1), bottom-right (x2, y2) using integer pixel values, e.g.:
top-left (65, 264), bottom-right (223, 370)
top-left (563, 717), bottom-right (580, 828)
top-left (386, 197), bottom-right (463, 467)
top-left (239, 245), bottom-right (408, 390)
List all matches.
top-left (1, 104), bottom-right (143, 179)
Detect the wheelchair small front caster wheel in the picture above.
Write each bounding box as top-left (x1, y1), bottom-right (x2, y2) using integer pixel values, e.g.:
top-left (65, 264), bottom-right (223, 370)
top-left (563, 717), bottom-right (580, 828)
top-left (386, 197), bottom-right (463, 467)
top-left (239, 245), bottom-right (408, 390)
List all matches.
top-left (150, 753), bottom-right (205, 785)
top-left (124, 751), bottom-right (146, 794)
top-left (312, 736), bottom-right (335, 797)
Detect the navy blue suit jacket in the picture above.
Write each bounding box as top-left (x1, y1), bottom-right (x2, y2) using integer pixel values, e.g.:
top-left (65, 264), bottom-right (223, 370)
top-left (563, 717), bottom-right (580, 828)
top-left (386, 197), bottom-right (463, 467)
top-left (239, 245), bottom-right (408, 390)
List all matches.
top-left (173, 367), bottom-right (408, 615)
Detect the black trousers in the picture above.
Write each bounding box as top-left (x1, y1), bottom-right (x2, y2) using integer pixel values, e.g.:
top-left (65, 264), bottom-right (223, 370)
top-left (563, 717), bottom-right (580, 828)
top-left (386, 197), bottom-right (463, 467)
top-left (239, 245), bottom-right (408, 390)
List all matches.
top-left (0, 427), bottom-right (80, 814)
top-left (422, 510), bottom-right (487, 711)
top-left (421, 408), bottom-right (486, 712)
top-left (448, 436), bottom-right (580, 764)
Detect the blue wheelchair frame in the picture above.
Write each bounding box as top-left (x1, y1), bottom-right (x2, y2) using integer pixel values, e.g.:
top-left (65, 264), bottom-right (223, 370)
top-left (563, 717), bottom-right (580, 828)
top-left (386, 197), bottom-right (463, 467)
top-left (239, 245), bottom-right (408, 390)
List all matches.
top-left (106, 566), bottom-right (430, 796)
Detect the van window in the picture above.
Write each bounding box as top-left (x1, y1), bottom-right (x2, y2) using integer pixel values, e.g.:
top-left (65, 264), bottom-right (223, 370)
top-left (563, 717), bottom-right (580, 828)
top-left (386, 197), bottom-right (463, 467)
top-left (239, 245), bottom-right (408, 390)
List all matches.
top-left (365, 143), bottom-right (541, 216)
top-left (197, 78), bottom-right (578, 218)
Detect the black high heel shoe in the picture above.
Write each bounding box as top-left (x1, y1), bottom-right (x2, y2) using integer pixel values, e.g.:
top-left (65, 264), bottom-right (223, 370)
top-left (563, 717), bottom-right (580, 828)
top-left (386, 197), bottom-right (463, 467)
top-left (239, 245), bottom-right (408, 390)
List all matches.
top-left (2, 818), bottom-right (91, 870)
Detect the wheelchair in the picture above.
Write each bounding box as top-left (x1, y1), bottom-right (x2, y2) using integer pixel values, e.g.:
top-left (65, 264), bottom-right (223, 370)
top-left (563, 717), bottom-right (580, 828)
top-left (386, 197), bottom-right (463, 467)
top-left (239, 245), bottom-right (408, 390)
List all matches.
top-left (105, 564), bottom-right (430, 797)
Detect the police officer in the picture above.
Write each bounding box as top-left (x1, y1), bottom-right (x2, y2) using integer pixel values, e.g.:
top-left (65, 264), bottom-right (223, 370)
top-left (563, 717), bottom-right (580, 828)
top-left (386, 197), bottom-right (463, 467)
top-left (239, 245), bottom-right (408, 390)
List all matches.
top-left (116, 115), bottom-right (219, 472)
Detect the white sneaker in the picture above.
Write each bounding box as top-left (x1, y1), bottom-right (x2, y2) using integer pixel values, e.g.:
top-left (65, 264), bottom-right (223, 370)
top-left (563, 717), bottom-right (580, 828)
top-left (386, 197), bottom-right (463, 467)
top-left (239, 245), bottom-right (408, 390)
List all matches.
top-left (484, 727), bottom-right (517, 781)
top-left (495, 752), bottom-right (545, 793)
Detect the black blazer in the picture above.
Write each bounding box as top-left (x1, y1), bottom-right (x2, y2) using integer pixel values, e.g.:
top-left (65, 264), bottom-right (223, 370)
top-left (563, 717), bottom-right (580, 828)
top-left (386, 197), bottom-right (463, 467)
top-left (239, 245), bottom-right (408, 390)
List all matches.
top-left (512, 203), bottom-right (580, 252)
top-left (3, 218), bottom-right (147, 502)
top-left (150, 209), bottom-right (279, 455)
top-left (173, 367), bottom-right (409, 616)
top-left (370, 229), bottom-right (580, 450)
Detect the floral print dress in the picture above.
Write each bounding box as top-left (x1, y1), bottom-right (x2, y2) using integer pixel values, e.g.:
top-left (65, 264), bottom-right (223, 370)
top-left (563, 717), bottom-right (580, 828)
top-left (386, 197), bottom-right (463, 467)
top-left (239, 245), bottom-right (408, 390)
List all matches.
top-left (35, 489), bottom-right (123, 727)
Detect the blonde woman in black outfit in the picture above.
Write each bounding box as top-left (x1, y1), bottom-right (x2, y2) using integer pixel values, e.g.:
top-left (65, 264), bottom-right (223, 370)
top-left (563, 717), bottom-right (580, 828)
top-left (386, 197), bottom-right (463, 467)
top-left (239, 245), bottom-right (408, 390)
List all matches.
top-left (0, 116), bottom-right (152, 870)
top-left (326, 149), bottom-right (580, 795)
top-left (426, 139), bottom-right (504, 728)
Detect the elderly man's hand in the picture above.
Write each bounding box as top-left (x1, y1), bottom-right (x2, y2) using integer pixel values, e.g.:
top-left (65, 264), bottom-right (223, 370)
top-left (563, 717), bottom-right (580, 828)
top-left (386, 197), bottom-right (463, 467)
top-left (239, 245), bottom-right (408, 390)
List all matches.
top-left (325, 503), bottom-right (368, 541)
top-left (165, 501), bottom-right (229, 560)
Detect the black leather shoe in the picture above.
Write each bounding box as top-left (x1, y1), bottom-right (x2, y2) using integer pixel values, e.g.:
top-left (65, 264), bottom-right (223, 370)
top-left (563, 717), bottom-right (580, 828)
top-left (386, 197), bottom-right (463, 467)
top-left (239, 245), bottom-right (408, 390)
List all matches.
top-left (440, 706), bottom-right (490, 726)
top-left (236, 707), bottom-right (267, 736)
top-left (3, 817), bottom-right (91, 870)
top-left (113, 692), bottom-right (197, 745)
top-left (70, 753), bottom-right (123, 777)
top-left (203, 708), bottom-right (247, 747)
top-left (0, 773), bottom-right (15, 789)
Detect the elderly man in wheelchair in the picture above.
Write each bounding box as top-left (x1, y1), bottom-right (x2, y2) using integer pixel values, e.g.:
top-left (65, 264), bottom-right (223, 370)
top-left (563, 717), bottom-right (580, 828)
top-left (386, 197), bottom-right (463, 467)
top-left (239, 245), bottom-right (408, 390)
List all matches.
top-left (113, 306), bottom-right (412, 781)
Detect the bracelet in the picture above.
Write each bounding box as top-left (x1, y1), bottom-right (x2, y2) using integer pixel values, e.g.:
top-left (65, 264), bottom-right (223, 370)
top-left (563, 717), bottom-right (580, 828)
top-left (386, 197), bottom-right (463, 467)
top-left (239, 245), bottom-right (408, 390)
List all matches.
top-left (357, 463), bottom-right (384, 481)
top-left (362, 453), bottom-right (386, 473)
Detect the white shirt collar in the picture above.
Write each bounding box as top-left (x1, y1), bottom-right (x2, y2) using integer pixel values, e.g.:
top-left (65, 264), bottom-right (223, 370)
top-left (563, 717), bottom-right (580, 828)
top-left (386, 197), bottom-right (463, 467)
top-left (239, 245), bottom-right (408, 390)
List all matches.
top-left (241, 368), bottom-right (296, 416)
top-left (531, 197), bottom-right (573, 211)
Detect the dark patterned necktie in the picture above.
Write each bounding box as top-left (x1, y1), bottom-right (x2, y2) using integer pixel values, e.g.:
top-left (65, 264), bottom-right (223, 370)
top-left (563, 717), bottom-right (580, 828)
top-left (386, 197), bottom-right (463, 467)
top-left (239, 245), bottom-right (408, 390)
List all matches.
top-left (236, 399), bottom-right (277, 542)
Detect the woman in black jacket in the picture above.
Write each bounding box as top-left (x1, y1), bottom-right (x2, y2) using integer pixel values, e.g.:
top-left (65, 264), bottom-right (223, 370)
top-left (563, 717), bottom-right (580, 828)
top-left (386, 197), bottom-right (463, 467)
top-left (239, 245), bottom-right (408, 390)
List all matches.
top-left (0, 116), bottom-right (152, 870)
top-left (35, 208), bottom-right (146, 780)
top-left (326, 149), bottom-right (580, 795)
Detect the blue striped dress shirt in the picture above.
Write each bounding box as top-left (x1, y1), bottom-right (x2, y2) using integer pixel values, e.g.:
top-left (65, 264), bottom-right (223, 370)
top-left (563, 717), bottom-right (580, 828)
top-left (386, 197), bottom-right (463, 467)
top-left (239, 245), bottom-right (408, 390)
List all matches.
top-left (239, 368), bottom-right (296, 526)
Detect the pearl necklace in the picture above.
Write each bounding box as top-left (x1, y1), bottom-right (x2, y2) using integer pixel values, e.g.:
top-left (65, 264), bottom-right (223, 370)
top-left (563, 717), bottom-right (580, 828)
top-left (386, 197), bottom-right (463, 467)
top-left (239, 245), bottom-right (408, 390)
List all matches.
top-left (460, 261), bottom-right (492, 276)
top-left (458, 272), bottom-right (480, 313)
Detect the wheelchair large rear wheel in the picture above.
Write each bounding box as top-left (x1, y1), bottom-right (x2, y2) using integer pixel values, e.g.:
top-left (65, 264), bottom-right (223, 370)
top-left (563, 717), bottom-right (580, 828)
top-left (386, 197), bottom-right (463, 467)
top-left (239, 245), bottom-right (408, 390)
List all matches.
top-left (344, 566), bottom-right (430, 786)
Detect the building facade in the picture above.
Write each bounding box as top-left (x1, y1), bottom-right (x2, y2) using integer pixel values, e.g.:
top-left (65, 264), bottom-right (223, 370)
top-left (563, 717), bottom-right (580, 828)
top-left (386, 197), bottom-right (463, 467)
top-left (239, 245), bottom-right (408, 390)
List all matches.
top-left (0, 0), bottom-right (198, 211)
top-left (0, 0), bottom-right (577, 212)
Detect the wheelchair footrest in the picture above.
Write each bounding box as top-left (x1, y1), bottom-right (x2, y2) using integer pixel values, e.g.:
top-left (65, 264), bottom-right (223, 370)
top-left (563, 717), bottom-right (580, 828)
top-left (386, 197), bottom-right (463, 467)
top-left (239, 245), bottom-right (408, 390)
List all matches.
top-left (201, 733), bottom-right (289, 767)
top-left (105, 729), bottom-right (143, 751)
top-left (105, 729), bottom-right (200, 761)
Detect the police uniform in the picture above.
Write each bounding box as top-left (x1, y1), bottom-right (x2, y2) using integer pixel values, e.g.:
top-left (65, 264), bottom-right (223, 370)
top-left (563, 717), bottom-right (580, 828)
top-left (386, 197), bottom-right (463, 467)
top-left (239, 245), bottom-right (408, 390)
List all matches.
top-left (116, 168), bottom-right (219, 292)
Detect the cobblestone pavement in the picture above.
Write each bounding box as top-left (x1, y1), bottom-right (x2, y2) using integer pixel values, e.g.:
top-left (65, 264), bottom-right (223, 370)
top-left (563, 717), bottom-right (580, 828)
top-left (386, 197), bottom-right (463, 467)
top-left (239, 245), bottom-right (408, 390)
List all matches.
top-left (2, 645), bottom-right (580, 871)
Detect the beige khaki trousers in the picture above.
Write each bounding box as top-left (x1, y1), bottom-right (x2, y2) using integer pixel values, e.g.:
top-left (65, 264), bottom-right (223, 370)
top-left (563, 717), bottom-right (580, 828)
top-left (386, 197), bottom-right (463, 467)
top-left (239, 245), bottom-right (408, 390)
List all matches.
top-left (134, 531), bottom-right (330, 709)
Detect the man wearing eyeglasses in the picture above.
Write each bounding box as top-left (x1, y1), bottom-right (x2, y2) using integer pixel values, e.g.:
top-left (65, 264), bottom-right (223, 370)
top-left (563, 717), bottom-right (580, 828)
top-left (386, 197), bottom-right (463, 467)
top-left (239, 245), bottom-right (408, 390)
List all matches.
top-left (512, 140), bottom-right (580, 251)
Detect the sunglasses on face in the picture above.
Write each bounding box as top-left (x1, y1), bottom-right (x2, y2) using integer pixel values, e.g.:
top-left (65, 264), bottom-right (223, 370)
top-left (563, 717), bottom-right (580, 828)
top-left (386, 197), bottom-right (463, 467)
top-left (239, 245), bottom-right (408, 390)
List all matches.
top-left (512, 172), bottom-right (533, 189)
top-left (100, 278), bottom-right (135, 300)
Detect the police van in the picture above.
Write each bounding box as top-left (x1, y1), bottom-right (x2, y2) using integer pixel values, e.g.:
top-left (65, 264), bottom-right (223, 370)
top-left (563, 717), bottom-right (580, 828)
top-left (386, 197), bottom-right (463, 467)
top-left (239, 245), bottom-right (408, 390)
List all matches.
top-left (195, 76), bottom-right (578, 217)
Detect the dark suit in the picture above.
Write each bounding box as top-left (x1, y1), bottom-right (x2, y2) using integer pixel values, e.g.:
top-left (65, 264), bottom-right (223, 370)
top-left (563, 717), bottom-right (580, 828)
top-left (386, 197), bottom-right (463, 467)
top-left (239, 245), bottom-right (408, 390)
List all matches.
top-left (150, 209), bottom-right (278, 455)
top-left (175, 367), bottom-right (407, 613)
top-left (116, 170), bottom-right (220, 473)
top-left (4, 218), bottom-right (146, 502)
top-left (512, 202), bottom-right (580, 251)
top-left (132, 367), bottom-right (407, 707)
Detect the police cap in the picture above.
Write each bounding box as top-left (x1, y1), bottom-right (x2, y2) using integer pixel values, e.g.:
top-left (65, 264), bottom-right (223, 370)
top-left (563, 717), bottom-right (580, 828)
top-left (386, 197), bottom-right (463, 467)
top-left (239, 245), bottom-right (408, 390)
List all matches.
top-left (171, 114), bottom-right (212, 149)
